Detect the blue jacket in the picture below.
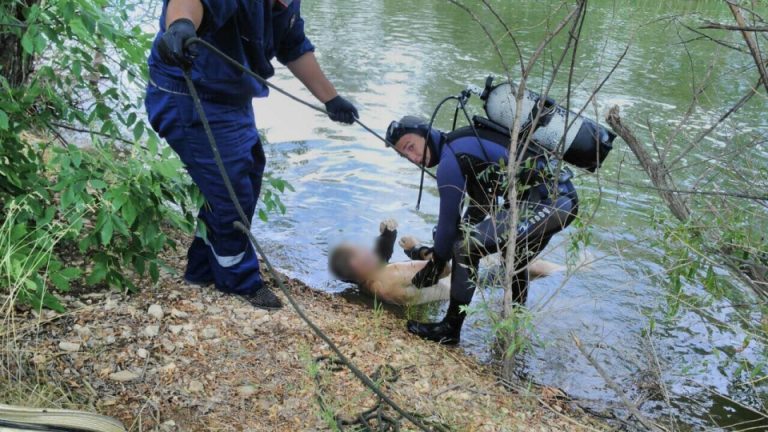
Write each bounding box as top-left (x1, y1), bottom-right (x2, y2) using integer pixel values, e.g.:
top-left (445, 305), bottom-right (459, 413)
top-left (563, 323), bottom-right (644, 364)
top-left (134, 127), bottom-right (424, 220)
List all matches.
top-left (431, 131), bottom-right (510, 261)
top-left (148, 0), bottom-right (315, 105)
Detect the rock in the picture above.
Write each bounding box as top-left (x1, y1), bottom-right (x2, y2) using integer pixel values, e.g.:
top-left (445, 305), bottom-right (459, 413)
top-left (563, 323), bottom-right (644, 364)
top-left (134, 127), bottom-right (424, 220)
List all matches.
top-left (104, 298), bottom-right (117, 311)
top-left (170, 308), bottom-right (189, 319)
top-left (143, 325), bottom-right (160, 338)
top-left (233, 308), bottom-right (251, 320)
top-left (105, 335), bottom-right (116, 344)
top-left (73, 324), bottom-right (92, 338)
top-left (109, 370), bottom-right (140, 382)
top-left (201, 326), bottom-right (218, 340)
top-left (160, 420), bottom-right (177, 432)
top-left (188, 380), bottom-right (204, 393)
top-left (148, 304), bottom-right (164, 320)
top-left (169, 325), bottom-right (184, 335)
top-left (237, 385), bottom-right (257, 398)
top-left (207, 305), bottom-right (223, 315)
top-left (137, 348), bottom-right (148, 359)
top-left (161, 339), bottom-right (175, 354)
top-left (160, 362), bottom-right (177, 374)
top-left (59, 341), bottom-right (81, 352)
top-left (185, 335), bottom-right (198, 347)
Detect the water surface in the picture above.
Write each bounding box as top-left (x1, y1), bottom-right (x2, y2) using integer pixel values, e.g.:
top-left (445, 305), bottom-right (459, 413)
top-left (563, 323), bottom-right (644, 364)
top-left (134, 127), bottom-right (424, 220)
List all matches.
top-left (249, 1), bottom-right (768, 428)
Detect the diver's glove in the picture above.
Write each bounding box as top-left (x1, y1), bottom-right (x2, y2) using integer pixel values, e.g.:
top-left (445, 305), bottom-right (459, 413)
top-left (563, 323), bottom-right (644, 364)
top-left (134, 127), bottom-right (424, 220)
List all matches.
top-left (399, 236), bottom-right (432, 260)
top-left (412, 256), bottom-right (446, 288)
top-left (325, 95), bottom-right (359, 124)
top-left (158, 18), bottom-right (199, 68)
top-left (405, 246), bottom-right (433, 261)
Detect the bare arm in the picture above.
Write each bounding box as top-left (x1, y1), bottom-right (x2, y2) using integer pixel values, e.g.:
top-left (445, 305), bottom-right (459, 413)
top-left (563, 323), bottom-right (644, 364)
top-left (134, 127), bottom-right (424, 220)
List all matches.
top-left (286, 52), bottom-right (338, 103)
top-left (165, 0), bottom-right (204, 28)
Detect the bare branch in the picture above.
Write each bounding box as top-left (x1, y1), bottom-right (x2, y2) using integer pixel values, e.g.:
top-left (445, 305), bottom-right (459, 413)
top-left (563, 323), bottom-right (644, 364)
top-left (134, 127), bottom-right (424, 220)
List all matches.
top-left (700, 21), bottom-right (768, 32)
top-left (606, 106), bottom-right (692, 221)
top-left (572, 334), bottom-right (666, 432)
top-left (728, 1), bottom-right (768, 93)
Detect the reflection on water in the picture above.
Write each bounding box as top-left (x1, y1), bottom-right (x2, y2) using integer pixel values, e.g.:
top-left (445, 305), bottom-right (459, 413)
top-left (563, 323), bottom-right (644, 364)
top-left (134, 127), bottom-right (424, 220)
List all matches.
top-left (249, 0), bottom-right (768, 428)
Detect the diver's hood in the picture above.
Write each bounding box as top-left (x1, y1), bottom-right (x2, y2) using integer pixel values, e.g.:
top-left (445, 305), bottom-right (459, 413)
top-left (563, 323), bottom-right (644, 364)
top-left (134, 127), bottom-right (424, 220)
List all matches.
top-left (424, 128), bottom-right (444, 168)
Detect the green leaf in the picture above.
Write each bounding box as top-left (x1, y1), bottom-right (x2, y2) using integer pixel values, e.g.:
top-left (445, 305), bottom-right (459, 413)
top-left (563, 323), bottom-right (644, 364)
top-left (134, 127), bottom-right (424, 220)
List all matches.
top-left (69, 17), bottom-right (88, 39)
top-left (0, 109), bottom-right (8, 130)
top-left (21, 30), bottom-right (35, 55)
top-left (149, 261), bottom-right (159, 282)
top-left (101, 217), bottom-right (114, 245)
top-left (50, 273), bottom-right (71, 292)
top-left (41, 292), bottom-right (66, 313)
top-left (87, 261), bottom-right (108, 285)
top-left (155, 160), bottom-right (179, 178)
top-left (60, 267), bottom-right (82, 279)
top-left (89, 179), bottom-right (108, 189)
top-left (122, 200), bottom-right (138, 226)
top-left (133, 122), bottom-right (145, 142)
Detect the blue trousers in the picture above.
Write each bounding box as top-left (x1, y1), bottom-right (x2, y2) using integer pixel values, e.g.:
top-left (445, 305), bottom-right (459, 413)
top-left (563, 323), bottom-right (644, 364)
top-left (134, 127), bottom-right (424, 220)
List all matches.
top-left (145, 85), bottom-right (264, 295)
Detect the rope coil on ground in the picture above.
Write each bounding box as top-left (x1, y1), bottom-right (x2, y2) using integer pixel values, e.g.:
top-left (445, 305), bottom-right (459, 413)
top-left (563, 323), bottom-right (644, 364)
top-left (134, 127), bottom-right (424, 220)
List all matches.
top-left (312, 357), bottom-right (450, 432)
top-left (179, 39), bottom-right (437, 431)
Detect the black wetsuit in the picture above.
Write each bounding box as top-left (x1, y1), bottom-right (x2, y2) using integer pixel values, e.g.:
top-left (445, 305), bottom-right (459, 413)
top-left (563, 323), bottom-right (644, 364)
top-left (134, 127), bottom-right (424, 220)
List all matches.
top-left (432, 126), bottom-right (578, 306)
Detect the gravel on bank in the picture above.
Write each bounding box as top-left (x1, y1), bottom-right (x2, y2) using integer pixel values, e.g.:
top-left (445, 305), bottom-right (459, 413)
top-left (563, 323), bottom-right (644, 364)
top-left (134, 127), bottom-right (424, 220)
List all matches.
top-left (3, 249), bottom-right (606, 432)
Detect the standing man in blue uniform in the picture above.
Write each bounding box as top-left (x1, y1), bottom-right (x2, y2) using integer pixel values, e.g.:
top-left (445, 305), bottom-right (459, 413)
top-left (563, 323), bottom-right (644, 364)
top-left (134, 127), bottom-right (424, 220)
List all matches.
top-left (385, 116), bottom-right (579, 345)
top-left (146, 0), bottom-right (358, 309)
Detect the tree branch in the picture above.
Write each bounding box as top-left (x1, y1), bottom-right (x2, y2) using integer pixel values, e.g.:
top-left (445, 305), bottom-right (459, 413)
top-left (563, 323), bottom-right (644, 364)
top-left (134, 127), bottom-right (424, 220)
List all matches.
top-left (700, 21), bottom-right (768, 32)
top-left (572, 334), bottom-right (666, 432)
top-left (727, 1), bottom-right (768, 93)
top-left (606, 106), bottom-right (692, 221)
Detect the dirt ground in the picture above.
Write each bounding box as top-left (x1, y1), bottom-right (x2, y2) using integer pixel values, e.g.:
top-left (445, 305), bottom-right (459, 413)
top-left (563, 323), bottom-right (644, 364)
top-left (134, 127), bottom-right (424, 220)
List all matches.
top-left (3, 248), bottom-right (607, 431)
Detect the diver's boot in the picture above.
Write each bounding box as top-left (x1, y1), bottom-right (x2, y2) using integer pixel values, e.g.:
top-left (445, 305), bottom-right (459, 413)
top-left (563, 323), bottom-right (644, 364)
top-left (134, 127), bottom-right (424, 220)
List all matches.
top-left (406, 297), bottom-right (467, 345)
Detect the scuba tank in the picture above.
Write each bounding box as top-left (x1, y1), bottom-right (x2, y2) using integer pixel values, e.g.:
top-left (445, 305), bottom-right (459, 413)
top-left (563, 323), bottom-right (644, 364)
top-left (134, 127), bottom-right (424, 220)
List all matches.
top-left (480, 76), bottom-right (615, 172)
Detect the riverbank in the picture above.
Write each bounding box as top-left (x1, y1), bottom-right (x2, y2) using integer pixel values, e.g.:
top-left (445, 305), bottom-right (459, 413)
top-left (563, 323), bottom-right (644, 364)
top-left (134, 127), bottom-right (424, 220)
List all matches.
top-left (1, 241), bottom-right (606, 431)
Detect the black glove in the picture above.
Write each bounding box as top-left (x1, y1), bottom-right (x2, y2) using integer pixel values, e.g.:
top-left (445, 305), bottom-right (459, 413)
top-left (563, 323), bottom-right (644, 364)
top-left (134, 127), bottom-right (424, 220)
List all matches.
top-left (412, 256), bottom-right (446, 288)
top-left (325, 95), bottom-right (359, 124)
top-left (158, 18), bottom-right (199, 68)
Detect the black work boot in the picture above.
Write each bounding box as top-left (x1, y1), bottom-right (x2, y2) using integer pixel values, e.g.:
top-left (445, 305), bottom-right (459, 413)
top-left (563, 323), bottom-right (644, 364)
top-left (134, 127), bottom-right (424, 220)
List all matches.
top-left (241, 287), bottom-right (283, 310)
top-left (406, 297), bottom-right (467, 345)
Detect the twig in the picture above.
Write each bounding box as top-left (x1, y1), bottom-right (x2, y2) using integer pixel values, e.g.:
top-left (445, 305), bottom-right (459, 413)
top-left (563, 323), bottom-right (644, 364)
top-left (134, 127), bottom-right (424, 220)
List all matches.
top-left (572, 334), bottom-right (665, 432)
top-left (700, 21), bottom-right (768, 32)
top-left (0, 22), bottom-right (28, 29)
top-left (602, 179), bottom-right (768, 201)
top-left (49, 121), bottom-right (135, 146)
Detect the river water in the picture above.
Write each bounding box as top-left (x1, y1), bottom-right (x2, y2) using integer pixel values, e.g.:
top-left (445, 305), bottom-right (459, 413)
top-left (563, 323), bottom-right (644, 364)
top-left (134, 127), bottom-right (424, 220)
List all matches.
top-left (247, 0), bottom-right (768, 429)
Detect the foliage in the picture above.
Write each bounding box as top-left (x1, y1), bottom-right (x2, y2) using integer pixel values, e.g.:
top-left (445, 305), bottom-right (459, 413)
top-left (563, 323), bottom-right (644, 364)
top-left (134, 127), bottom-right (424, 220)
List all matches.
top-left (0, 0), bottom-right (198, 311)
top-left (0, 1), bottom-right (290, 311)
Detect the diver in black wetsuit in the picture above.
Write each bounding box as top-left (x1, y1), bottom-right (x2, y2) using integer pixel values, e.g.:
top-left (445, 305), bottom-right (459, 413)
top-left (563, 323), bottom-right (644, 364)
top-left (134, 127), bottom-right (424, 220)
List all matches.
top-left (385, 116), bottom-right (579, 345)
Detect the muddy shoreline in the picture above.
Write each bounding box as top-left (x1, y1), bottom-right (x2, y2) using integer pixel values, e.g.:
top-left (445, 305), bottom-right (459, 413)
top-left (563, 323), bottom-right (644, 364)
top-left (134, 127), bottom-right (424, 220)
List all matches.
top-left (1, 240), bottom-right (606, 431)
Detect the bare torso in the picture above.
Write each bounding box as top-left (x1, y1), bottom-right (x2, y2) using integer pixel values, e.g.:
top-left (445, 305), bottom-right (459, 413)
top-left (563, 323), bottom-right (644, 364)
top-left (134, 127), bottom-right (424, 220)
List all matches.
top-left (360, 261), bottom-right (450, 306)
top-left (358, 259), bottom-right (566, 306)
